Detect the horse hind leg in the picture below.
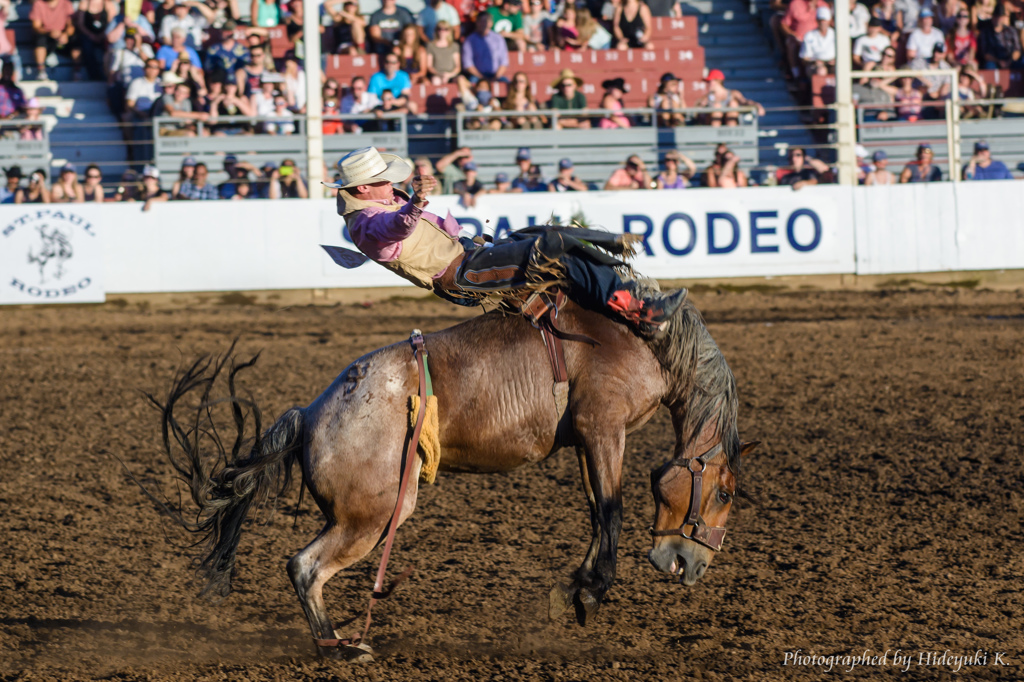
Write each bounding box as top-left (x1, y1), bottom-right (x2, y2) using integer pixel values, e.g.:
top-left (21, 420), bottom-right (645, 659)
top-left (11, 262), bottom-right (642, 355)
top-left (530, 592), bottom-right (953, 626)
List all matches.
top-left (287, 522), bottom-right (380, 660)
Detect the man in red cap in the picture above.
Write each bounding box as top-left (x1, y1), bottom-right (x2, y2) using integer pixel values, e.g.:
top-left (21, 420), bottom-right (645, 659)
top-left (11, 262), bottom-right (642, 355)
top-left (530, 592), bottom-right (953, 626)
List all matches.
top-left (694, 69), bottom-right (764, 126)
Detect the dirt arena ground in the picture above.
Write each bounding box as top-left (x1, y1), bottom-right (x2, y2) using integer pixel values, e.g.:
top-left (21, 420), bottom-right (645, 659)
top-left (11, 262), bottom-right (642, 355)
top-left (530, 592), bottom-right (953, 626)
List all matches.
top-left (1, 287), bottom-right (1022, 681)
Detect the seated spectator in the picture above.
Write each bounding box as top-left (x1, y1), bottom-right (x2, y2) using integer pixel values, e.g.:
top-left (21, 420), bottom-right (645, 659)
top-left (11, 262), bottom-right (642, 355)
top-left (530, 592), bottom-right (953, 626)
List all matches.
top-left (694, 69), bottom-right (765, 126)
top-left (489, 171), bottom-right (511, 193)
top-left (463, 13), bottom-right (509, 83)
top-left (547, 68), bottom-right (589, 129)
top-left (50, 163), bottom-right (83, 202)
top-left (512, 163), bottom-right (547, 191)
top-left (456, 76), bottom-right (500, 127)
top-left (906, 9), bottom-right (946, 61)
top-left (914, 43), bottom-right (953, 100)
top-left (577, 6), bottom-right (612, 49)
top-left (947, 11), bottom-right (977, 69)
top-left (368, 0), bottom-right (415, 58)
top-left (266, 92), bottom-right (296, 134)
top-left (19, 98), bottom-right (44, 140)
top-left (800, 6), bottom-right (835, 77)
top-left (178, 161), bottom-right (219, 199)
top-left (521, 0), bottom-right (552, 50)
top-left (0, 164), bottom-right (23, 203)
top-left (553, 4), bottom-right (583, 50)
top-left (934, 0), bottom-right (966, 33)
top-left (454, 160), bottom-right (484, 206)
top-left (171, 155), bottom-right (196, 197)
top-left (650, 72), bottom-right (686, 127)
top-left (236, 42), bottom-right (270, 97)
top-left (777, 147), bottom-right (828, 189)
top-left (368, 54), bottom-right (414, 108)
top-left (170, 50), bottom-right (207, 96)
top-left (605, 154), bottom-right (653, 190)
top-left (206, 20), bottom-right (249, 74)
top-left (963, 140), bottom-right (1014, 180)
top-left (893, 77), bottom-right (923, 121)
top-left (487, 0), bottom-right (527, 52)
top-left (251, 0), bottom-right (280, 28)
top-left (656, 150), bottom-right (696, 189)
top-left (896, 0), bottom-right (924, 35)
top-left (0, 0), bottom-right (21, 82)
top-left (105, 11), bottom-right (156, 52)
top-left (207, 0), bottom-right (239, 30)
top-left (157, 27), bottom-right (201, 70)
top-left (113, 169), bottom-right (141, 201)
top-left (160, 0), bottom-right (214, 49)
top-left (958, 68), bottom-right (987, 118)
top-left (613, 0), bottom-right (652, 49)
top-left (854, 46), bottom-right (899, 120)
top-left (107, 29), bottom-right (154, 120)
top-left (29, 0), bottom-right (78, 80)
top-left (252, 72), bottom-right (285, 119)
top-left (142, 165), bottom-right (169, 211)
top-left (850, 0), bottom-right (872, 41)
top-left (899, 143), bottom-right (943, 182)
top-left (435, 146), bottom-right (473, 192)
top-left (512, 146), bottom-right (531, 184)
top-left (865, 150), bottom-right (896, 185)
top-left (210, 79), bottom-right (255, 133)
top-left (374, 88), bottom-right (413, 125)
top-left (394, 24), bottom-right (427, 83)
top-left (780, 0), bottom-right (825, 78)
top-left (340, 76), bottom-right (380, 133)
top-left (548, 157), bottom-right (587, 191)
top-left (323, 83), bottom-right (344, 134)
top-left (20, 168), bottom-right (51, 203)
top-left (125, 59), bottom-right (164, 123)
top-left (979, 3), bottom-right (1022, 69)
top-left (157, 78), bottom-right (210, 135)
top-left (973, 0), bottom-right (997, 28)
top-left (82, 164), bottom-right (104, 201)
top-left (599, 77), bottom-right (630, 129)
top-left (871, 0), bottom-right (901, 43)
top-left (702, 144), bottom-right (748, 188)
top-left (271, 158), bottom-right (308, 198)
top-left (500, 70), bottom-right (542, 128)
top-left (853, 18), bottom-right (891, 70)
top-left (425, 20), bottom-right (461, 84)
top-left (325, 1), bottom-right (367, 54)
top-left (0, 60), bottom-right (22, 119)
top-left (246, 33), bottom-right (275, 71)
top-left (418, 0), bottom-right (460, 42)
top-left (282, 53), bottom-right (306, 112)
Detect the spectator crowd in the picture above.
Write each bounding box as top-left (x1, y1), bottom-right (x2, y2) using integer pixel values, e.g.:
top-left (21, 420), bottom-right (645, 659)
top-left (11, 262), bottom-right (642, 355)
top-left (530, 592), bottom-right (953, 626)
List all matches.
top-left (772, 0), bottom-right (1024, 119)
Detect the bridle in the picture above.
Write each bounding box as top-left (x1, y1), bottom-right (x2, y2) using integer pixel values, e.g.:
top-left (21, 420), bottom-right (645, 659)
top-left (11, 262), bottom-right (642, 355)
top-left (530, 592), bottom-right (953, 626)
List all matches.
top-left (648, 442), bottom-right (728, 552)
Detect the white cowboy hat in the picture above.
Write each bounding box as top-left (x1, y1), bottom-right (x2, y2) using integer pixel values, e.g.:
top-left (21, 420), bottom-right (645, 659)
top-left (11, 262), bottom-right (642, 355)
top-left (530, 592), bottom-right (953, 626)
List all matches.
top-left (324, 147), bottom-right (412, 190)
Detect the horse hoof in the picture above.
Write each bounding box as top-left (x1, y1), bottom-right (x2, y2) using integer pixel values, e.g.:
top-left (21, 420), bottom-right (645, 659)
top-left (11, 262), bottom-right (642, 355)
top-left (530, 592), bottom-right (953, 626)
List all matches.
top-left (574, 587), bottom-right (601, 626)
top-left (317, 642), bottom-right (374, 662)
top-left (548, 582), bottom-right (574, 621)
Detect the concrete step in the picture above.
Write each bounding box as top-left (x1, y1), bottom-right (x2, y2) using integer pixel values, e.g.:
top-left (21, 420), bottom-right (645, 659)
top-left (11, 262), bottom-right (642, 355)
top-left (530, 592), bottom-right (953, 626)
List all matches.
top-left (704, 45), bottom-right (776, 58)
top-left (698, 33), bottom-right (771, 46)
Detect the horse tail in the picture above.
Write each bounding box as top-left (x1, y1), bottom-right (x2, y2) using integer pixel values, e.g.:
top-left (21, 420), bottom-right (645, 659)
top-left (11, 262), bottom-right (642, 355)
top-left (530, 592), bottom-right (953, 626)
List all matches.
top-left (142, 342), bottom-right (305, 599)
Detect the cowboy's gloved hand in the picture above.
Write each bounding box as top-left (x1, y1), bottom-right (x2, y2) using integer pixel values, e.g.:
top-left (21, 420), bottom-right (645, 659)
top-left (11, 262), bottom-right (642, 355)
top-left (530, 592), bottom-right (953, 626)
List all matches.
top-left (411, 175), bottom-right (437, 204)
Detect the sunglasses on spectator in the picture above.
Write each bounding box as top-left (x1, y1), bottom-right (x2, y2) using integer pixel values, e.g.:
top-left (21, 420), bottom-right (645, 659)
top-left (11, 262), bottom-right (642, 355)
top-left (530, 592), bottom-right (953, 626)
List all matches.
top-left (86, 173), bottom-right (101, 179)
top-left (438, 26), bottom-right (450, 31)
top-left (385, 59), bottom-right (399, 64)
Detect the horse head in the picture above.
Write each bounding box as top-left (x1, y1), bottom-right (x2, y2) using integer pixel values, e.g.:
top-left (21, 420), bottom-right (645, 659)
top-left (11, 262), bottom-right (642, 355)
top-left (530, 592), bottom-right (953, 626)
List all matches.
top-left (648, 438), bottom-right (759, 586)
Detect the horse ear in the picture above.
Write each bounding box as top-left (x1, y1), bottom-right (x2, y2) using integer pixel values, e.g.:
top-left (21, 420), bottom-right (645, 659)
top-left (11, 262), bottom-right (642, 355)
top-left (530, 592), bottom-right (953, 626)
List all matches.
top-left (739, 440), bottom-right (761, 456)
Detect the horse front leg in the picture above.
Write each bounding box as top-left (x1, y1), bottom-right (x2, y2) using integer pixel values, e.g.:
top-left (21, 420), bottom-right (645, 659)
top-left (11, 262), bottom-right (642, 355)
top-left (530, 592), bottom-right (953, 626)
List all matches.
top-left (553, 425), bottom-right (626, 625)
top-left (549, 446), bottom-right (602, 621)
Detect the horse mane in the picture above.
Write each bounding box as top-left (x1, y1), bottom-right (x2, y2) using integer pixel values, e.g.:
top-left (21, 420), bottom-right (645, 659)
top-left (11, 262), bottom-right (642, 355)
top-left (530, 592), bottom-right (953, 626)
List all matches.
top-left (642, 286), bottom-right (741, 476)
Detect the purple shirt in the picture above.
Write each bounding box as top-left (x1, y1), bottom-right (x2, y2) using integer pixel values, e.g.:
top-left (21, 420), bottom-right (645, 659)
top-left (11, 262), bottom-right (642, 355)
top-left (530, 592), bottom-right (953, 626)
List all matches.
top-left (348, 196), bottom-right (461, 277)
top-left (462, 30), bottom-right (509, 76)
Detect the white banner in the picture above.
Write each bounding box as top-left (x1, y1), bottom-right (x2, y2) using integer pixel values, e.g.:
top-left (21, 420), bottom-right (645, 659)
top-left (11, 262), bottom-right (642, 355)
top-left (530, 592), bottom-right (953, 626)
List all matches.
top-left (0, 206), bottom-right (105, 304)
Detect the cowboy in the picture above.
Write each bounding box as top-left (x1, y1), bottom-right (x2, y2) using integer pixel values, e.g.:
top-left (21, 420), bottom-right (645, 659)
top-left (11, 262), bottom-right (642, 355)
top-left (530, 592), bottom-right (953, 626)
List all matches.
top-left (325, 147), bottom-right (686, 334)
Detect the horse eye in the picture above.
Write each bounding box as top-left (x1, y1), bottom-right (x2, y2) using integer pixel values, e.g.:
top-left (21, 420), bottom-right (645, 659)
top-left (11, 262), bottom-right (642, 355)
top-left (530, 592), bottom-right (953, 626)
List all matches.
top-left (718, 491), bottom-right (732, 504)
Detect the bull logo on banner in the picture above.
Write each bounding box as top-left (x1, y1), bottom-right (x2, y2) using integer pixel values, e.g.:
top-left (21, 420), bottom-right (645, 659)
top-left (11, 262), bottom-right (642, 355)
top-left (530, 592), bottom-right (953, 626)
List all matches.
top-left (1, 208), bottom-right (104, 304)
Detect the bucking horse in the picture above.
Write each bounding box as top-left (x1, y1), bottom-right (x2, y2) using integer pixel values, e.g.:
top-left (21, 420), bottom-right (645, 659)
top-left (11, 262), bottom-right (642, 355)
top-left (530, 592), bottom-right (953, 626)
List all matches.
top-left (143, 283), bottom-right (758, 659)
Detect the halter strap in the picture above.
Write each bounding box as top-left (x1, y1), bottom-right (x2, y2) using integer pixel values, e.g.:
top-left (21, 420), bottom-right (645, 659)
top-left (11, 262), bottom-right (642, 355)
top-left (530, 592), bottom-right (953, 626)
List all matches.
top-left (649, 442), bottom-right (728, 552)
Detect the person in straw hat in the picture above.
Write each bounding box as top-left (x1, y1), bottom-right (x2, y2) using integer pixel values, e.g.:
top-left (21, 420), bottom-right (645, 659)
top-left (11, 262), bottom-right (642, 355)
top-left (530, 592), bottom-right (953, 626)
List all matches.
top-left (322, 147), bottom-right (686, 335)
top-left (547, 68), bottom-right (589, 129)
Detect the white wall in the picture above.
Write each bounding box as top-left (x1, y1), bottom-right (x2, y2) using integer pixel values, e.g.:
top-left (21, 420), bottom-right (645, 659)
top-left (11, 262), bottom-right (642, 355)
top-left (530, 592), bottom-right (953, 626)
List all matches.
top-left (1, 182), bottom-right (1021, 303)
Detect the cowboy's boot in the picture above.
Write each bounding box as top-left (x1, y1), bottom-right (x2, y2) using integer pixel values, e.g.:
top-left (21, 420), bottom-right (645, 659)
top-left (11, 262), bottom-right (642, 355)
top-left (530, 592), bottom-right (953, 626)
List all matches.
top-left (606, 288), bottom-right (687, 336)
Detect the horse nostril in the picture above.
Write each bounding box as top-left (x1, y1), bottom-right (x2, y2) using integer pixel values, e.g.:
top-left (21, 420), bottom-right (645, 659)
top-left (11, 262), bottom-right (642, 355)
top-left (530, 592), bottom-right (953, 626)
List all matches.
top-left (695, 562), bottom-right (707, 579)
